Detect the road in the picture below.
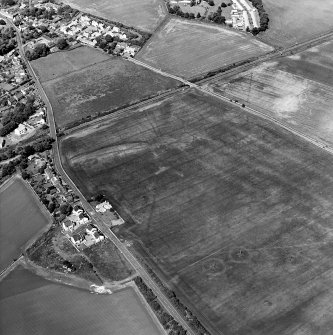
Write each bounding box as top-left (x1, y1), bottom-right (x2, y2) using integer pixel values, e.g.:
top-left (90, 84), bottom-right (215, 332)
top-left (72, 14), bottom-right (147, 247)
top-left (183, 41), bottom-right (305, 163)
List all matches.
top-left (4, 15), bottom-right (196, 335)
top-left (0, 255), bottom-right (24, 280)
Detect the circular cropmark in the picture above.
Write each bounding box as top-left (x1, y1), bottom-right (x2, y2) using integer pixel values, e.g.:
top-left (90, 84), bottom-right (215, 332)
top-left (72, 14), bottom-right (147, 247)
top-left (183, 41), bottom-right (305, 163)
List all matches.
top-left (230, 247), bottom-right (250, 262)
top-left (202, 258), bottom-right (225, 274)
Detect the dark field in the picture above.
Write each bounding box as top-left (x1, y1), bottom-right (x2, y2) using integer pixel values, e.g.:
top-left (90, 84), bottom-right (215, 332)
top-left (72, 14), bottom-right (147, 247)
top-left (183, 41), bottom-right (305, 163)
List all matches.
top-left (203, 40), bottom-right (333, 146)
top-left (61, 89), bottom-right (333, 335)
top-left (0, 266), bottom-right (163, 335)
top-left (0, 177), bottom-right (49, 271)
top-left (33, 47), bottom-right (180, 129)
top-left (137, 18), bottom-right (273, 79)
top-left (63, 0), bottom-right (166, 32)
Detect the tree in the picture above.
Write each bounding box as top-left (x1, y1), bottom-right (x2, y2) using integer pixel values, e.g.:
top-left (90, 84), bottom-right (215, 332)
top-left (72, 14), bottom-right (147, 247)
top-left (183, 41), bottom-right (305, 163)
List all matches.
top-left (105, 34), bottom-right (113, 43)
top-left (59, 203), bottom-right (72, 215)
top-left (221, 2), bottom-right (227, 7)
top-left (48, 202), bottom-right (56, 213)
top-left (196, 12), bottom-right (201, 18)
top-left (208, 0), bottom-right (214, 6)
top-left (0, 19), bottom-right (6, 25)
top-left (56, 38), bottom-right (68, 50)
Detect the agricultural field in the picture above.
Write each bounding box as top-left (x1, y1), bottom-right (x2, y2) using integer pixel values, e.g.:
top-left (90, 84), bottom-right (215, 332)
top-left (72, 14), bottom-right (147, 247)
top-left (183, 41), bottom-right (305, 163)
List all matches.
top-left (32, 47), bottom-right (180, 129)
top-left (63, 0), bottom-right (166, 32)
top-left (204, 40), bottom-right (333, 146)
top-left (31, 46), bottom-right (110, 82)
top-left (60, 89), bottom-right (333, 335)
top-left (137, 18), bottom-right (273, 79)
top-left (0, 266), bottom-right (163, 335)
top-left (260, 0), bottom-right (333, 47)
top-left (0, 177), bottom-right (50, 271)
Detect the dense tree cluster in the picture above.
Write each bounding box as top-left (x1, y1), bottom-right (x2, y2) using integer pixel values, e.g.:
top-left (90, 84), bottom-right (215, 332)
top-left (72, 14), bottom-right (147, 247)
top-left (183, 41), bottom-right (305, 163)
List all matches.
top-left (21, 25), bottom-right (43, 43)
top-left (57, 5), bottom-right (79, 19)
top-left (56, 37), bottom-right (68, 50)
top-left (0, 135), bottom-right (54, 179)
top-left (0, 96), bottom-right (36, 137)
top-left (134, 277), bottom-right (187, 335)
top-left (208, 6), bottom-right (226, 24)
top-left (20, 6), bottom-right (56, 20)
top-left (0, 0), bottom-right (16, 6)
top-left (0, 26), bottom-right (16, 55)
top-left (25, 43), bottom-right (50, 61)
top-left (248, 0), bottom-right (269, 34)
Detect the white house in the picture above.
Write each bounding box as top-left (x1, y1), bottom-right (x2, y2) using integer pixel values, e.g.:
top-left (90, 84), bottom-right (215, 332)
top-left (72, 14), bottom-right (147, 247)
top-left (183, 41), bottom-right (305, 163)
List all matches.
top-left (14, 123), bottom-right (33, 136)
top-left (73, 205), bottom-right (83, 215)
top-left (70, 234), bottom-right (83, 246)
top-left (62, 220), bottom-right (75, 232)
top-left (86, 224), bottom-right (97, 235)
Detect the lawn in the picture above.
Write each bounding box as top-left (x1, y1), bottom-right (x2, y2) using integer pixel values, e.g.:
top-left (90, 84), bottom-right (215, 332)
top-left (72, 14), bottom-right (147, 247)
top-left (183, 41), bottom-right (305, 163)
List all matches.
top-left (63, 0), bottom-right (166, 32)
top-left (61, 89), bottom-right (333, 335)
top-left (259, 0), bottom-right (333, 47)
top-left (32, 47), bottom-right (180, 129)
top-left (204, 40), bottom-right (333, 146)
top-left (0, 177), bottom-right (50, 271)
top-left (0, 266), bottom-right (163, 335)
top-left (137, 18), bottom-right (273, 79)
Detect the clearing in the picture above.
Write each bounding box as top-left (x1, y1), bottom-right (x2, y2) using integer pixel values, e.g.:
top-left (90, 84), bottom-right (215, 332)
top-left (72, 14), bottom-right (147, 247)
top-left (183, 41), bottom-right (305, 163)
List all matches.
top-left (137, 18), bottom-right (273, 79)
top-left (0, 266), bottom-right (163, 335)
top-left (260, 0), bottom-right (333, 47)
top-left (0, 177), bottom-right (50, 271)
top-left (60, 89), bottom-right (333, 335)
top-left (31, 47), bottom-right (180, 129)
top-left (203, 40), bottom-right (333, 146)
top-left (62, 0), bottom-right (166, 32)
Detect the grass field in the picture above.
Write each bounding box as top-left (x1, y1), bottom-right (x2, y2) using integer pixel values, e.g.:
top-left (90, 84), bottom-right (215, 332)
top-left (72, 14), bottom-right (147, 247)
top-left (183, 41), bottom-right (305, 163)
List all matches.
top-left (32, 47), bottom-right (180, 129)
top-left (137, 18), bottom-right (273, 79)
top-left (60, 89), bottom-right (333, 335)
top-left (31, 47), bottom-right (110, 83)
top-left (0, 266), bottom-right (163, 335)
top-left (63, 0), bottom-right (166, 32)
top-left (0, 177), bottom-right (49, 271)
top-left (204, 40), bottom-right (333, 146)
top-left (260, 0), bottom-right (333, 46)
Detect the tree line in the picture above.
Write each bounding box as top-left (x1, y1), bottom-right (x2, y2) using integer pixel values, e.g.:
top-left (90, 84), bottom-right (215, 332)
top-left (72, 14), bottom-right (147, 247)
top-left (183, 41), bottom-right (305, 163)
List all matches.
top-left (134, 277), bottom-right (187, 335)
top-left (248, 0), bottom-right (269, 34)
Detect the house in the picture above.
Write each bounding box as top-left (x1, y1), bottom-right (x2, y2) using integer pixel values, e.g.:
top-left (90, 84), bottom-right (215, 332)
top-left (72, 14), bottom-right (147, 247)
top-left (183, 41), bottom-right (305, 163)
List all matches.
top-left (73, 205), bottom-right (83, 215)
top-left (62, 220), bottom-right (75, 232)
top-left (93, 231), bottom-right (104, 243)
top-left (79, 213), bottom-right (89, 224)
top-left (70, 234), bottom-right (83, 246)
top-left (14, 123), bottom-right (33, 136)
top-left (96, 201), bottom-right (112, 213)
top-left (86, 224), bottom-right (97, 235)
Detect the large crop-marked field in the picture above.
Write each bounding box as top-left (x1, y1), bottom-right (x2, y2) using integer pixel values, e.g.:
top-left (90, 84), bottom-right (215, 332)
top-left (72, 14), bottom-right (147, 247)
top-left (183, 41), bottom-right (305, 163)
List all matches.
top-left (32, 47), bottom-right (180, 129)
top-left (61, 89), bottom-right (333, 335)
top-left (0, 266), bottom-right (163, 335)
top-left (204, 40), bottom-right (333, 146)
top-left (260, 0), bottom-right (333, 47)
top-left (137, 18), bottom-right (273, 79)
top-left (0, 177), bottom-right (49, 271)
top-left (63, 0), bottom-right (166, 32)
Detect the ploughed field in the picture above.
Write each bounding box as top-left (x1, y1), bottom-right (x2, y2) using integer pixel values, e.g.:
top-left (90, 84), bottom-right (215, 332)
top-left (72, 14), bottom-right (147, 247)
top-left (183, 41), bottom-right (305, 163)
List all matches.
top-left (260, 0), bottom-right (333, 47)
top-left (61, 89), bottom-right (333, 335)
top-left (62, 0), bottom-right (166, 32)
top-left (0, 177), bottom-right (49, 271)
top-left (137, 18), bottom-right (273, 79)
top-left (0, 266), bottom-right (163, 335)
top-left (31, 46), bottom-right (180, 129)
top-left (203, 40), bottom-right (333, 146)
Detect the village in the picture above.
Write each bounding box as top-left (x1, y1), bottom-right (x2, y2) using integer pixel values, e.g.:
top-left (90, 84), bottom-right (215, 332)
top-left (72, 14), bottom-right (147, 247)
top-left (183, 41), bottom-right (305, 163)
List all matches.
top-left (0, 0), bottom-right (144, 59)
